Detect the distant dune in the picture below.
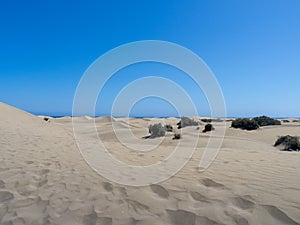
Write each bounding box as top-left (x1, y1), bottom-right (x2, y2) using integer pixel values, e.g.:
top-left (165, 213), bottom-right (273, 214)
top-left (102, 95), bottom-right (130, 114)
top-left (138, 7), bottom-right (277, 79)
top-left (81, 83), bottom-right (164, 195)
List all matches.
top-left (0, 102), bottom-right (300, 225)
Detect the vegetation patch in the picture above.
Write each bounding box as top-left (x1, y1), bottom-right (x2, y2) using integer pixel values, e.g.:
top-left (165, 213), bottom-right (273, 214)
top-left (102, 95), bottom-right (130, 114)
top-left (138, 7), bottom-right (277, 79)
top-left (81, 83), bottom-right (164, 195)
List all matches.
top-left (201, 118), bottom-right (212, 123)
top-left (252, 116), bottom-right (281, 126)
top-left (202, 123), bottom-right (214, 133)
top-left (148, 123), bottom-right (166, 138)
top-left (201, 118), bottom-right (223, 123)
top-left (173, 133), bottom-right (181, 140)
top-left (164, 124), bottom-right (173, 132)
top-left (231, 116), bottom-right (281, 131)
top-left (231, 118), bottom-right (259, 130)
top-left (177, 117), bottom-right (199, 129)
top-left (274, 135), bottom-right (300, 151)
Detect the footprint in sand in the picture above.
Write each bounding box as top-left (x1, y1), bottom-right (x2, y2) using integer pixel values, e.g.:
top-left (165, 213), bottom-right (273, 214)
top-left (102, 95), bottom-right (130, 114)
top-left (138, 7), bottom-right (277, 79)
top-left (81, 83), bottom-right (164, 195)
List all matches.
top-left (16, 184), bottom-right (38, 196)
top-left (168, 210), bottom-right (223, 225)
top-left (0, 191), bottom-right (14, 202)
top-left (0, 180), bottom-right (5, 188)
top-left (167, 209), bottom-right (196, 225)
top-left (10, 217), bottom-right (26, 225)
top-left (190, 191), bottom-right (208, 202)
top-left (33, 174), bottom-right (48, 188)
top-left (83, 211), bottom-right (111, 225)
top-left (14, 196), bottom-right (40, 208)
top-left (200, 178), bottom-right (226, 189)
top-left (43, 162), bottom-right (51, 166)
top-left (197, 216), bottom-right (223, 225)
top-left (96, 217), bottom-right (113, 225)
top-left (39, 169), bottom-right (50, 175)
top-left (230, 196), bottom-right (255, 210)
top-left (37, 178), bottom-right (48, 187)
top-left (103, 182), bottom-right (114, 192)
top-left (122, 217), bottom-right (143, 225)
top-left (232, 215), bottom-right (249, 225)
top-left (262, 205), bottom-right (300, 225)
top-left (116, 187), bottom-right (128, 197)
top-left (150, 184), bottom-right (169, 199)
top-left (126, 199), bottom-right (152, 215)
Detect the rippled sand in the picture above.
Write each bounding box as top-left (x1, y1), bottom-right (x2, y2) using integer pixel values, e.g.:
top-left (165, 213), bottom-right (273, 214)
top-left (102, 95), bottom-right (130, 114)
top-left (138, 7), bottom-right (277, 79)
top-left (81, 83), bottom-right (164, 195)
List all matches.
top-left (0, 102), bottom-right (300, 225)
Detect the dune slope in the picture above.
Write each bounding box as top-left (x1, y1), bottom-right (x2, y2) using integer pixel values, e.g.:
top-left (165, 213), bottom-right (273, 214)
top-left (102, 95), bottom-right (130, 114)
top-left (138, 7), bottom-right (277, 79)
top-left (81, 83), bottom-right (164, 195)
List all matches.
top-left (0, 102), bottom-right (300, 225)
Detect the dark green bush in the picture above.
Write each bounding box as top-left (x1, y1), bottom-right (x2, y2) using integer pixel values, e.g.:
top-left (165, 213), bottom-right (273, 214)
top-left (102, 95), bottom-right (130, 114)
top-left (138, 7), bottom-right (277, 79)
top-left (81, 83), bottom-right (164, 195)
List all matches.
top-left (252, 116), bottom-right (281, 126)
top-left (231, 116), bottom-right (281, 131)
top-left (201, 118), bottom-right (223, 123)
top-left (177, 117), bottom-right (199, 129)
top-left (274, 135), bottom-right (300, 151)
top-left (201, 118), bottom-right (212, 123)
top-left (164, 124), bottom-right (173, 132)
top-left (202, 124), bottom-right (214, 133)
top-left (173, 133), bottom-right (181, 140)
top-left (212, 118), bottom-right (224, 122)
top-left (282, 120), bottom-right (290, 123)
top-left (231, 118), bottom-right (259, 130)
top-left (148, 123), bottom-right (166, 138)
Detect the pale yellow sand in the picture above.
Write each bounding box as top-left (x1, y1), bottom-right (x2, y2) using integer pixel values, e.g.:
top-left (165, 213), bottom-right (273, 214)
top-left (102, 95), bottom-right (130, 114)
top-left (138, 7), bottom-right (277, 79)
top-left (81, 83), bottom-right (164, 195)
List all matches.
top-left (0, 102), bottom-right (300, 225)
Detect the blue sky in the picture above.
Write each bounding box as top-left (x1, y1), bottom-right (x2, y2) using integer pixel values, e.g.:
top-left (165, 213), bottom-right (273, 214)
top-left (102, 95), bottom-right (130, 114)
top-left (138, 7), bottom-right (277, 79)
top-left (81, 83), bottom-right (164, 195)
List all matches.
top-left (0, 0), bottom-right (299, 117)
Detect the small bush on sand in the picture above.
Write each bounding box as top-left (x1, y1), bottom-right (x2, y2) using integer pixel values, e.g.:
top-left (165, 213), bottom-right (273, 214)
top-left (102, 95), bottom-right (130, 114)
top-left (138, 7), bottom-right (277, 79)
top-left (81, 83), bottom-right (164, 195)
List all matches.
top-left (282, 120), bottom-right (290, 123)
top-left (173, 133), bottom-right (181, 140)
top-left (43, 117), bottom-right (50, 122)
top-left (201, 118), bottom-right (223, 123)
top-left (201, 118), bottom-right (212, 123)
top-left (274, 135), bottom-right (300, 151)
top-left (212, 118), bottom-right (224, 122)
top-left (177, 117), bottom-right (199, 129)
top-left (202, 124), bottom-right (214, 133)
top-left (148, 123), bottom-right (166, 138)
top-left (252, 116), bottom-right (281, 126)
top-left (231, 118), bottom-right (259, 130)
top-left (164, 124), bottom-right (173, 132)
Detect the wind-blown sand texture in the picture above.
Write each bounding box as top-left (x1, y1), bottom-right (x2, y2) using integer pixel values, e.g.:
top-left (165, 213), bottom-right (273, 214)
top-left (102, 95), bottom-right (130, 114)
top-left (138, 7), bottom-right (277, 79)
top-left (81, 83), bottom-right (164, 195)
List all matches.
top-left (0, 102), bottom-right (300, 225)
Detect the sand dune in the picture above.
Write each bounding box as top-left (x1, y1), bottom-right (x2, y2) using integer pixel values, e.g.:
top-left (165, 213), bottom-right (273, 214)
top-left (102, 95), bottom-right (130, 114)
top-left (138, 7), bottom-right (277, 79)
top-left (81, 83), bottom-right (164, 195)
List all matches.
top-left (0, 102), bottom-right (300, 225)
top-left (95, 116), bottom-right (116, 123)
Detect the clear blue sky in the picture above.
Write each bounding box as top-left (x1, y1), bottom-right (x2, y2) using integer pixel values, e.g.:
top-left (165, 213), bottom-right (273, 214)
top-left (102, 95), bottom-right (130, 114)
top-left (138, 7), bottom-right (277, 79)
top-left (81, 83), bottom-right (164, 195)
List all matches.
top-left (0, 0), bottom-right (299, 117)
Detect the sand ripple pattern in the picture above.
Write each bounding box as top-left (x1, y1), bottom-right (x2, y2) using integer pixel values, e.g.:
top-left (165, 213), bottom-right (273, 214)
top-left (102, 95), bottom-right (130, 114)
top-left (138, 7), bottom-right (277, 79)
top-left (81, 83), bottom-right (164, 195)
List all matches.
top-left (1, 103), bottom-right (300, 224)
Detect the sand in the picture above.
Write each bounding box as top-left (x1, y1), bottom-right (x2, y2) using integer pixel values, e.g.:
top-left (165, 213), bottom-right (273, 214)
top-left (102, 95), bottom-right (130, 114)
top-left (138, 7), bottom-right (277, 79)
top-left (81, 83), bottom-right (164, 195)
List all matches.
top-left (0, 102), bottom-right (300, 225)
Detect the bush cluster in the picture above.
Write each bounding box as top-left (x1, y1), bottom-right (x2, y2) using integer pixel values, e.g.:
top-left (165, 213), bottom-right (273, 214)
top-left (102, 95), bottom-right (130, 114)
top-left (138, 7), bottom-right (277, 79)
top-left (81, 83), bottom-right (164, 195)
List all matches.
top-left (274, 135), bottom-right (300, 151)
top-left (148, 123), bottom-right (166, 138)
top-left (201, 118), bottom-right (212, 123)
top-left (252, 116), bottom-right (281, 126)
top-left (173, 133), bottom-right (181, 140)
top-left (201, 118), bottom-right (223, 123)
top-left (231, 116), bottom-right (281, 130)
top-left (231, 118), bottom-right (259, 130)
top-left (177, 117), bottom-right (199, 129)
top-left (165, 124), bottom-right (173, 132)
top-left (202, 123), bottom-right (214, 133)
